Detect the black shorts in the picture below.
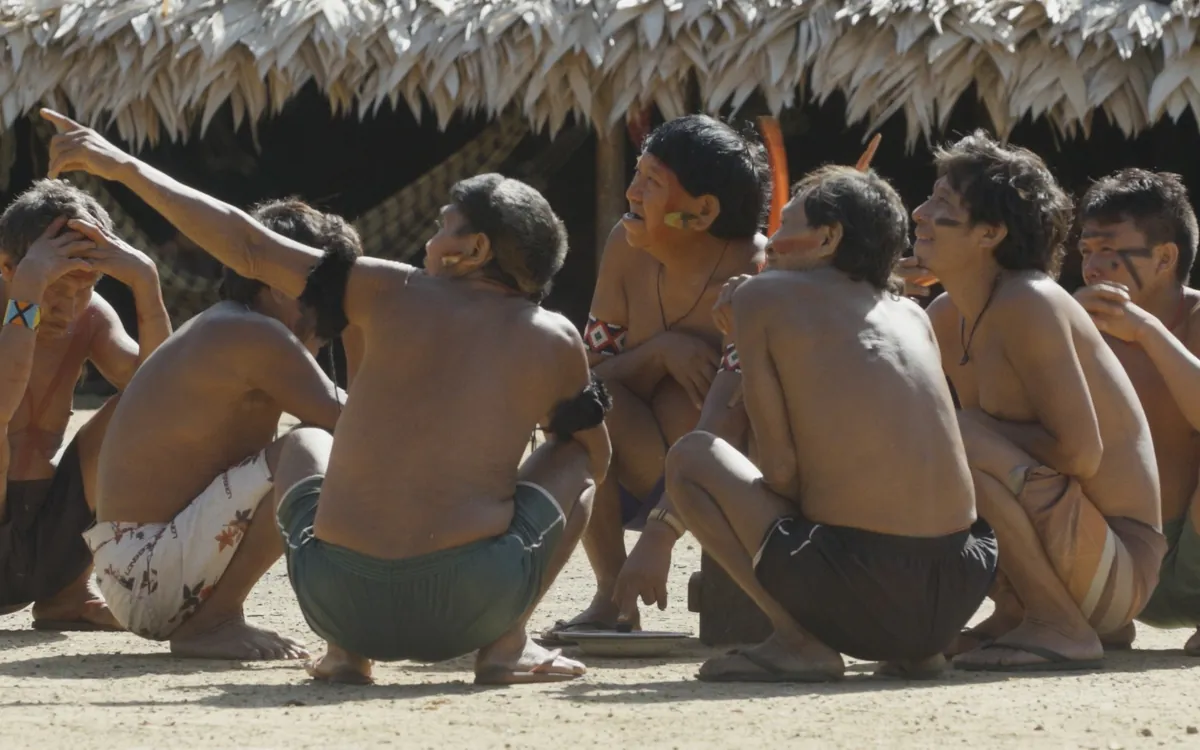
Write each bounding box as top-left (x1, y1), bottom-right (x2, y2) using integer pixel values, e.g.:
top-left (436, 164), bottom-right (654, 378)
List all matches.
top-left (0, 439), bottom-right (93, 607)
top-left (755, 514), bottom-right (998, 662)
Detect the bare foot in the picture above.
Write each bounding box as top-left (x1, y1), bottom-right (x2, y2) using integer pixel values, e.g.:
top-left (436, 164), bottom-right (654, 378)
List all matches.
top-left (476, 629), bottom-right (586, 685)
top-left (1100, 621), bottom-right (1136, 651)
top-left (32, 597), bottom-right (123, 631)
top-left (698, 631), bottom-right (844, 683)
top-left (1185, 628), bottom-right (1200, 656)
top-left (170, 617), bottom-right (309, 660)
top-left (539, 594), bottom-right (638, 643)
top-left (953, 618), bottom-right (1103, 672)
top-left (306, 643), bottom-right (373, 685)
top-left (876, 654), bottom-right (947, 681)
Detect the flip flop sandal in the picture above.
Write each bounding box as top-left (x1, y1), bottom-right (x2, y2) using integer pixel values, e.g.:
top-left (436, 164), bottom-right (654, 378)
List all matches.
top-left (696, 648), bottom-right (842, 683)
top-left (535, 619), bottom-right (626, 646)
top-left (474, 648), bottom-right (584, 685)
top-left (954, 642), bottom-right (1104, 673)
top-left (943, 626), bottom-right (1000, 657)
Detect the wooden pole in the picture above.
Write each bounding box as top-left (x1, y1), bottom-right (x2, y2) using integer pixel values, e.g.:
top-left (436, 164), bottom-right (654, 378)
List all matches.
top-left (594, 124), bottom-right (626, 272)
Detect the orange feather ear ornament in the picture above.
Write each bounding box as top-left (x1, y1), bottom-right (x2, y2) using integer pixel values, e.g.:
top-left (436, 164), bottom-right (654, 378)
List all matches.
top-left (757, 116), bottom-right (789, 238)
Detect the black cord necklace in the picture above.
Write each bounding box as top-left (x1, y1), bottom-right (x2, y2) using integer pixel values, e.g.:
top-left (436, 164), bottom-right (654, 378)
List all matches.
top-left (658, 241), bottom-right (730, 331)
top-left (959, 274), bottom-right (1002, 365)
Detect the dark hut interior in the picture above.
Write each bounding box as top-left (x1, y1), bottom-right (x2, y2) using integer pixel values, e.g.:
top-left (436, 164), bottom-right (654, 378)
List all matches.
top-left (1, 78), bottom-right (1198, 390)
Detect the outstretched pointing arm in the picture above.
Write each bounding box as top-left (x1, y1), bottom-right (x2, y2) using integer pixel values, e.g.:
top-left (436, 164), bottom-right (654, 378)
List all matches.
top-left (41, 108), bottom-right (320, 298)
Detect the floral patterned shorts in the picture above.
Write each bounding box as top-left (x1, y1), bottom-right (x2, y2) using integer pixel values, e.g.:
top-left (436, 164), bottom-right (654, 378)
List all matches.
top-left (83, 450), bottom-right (274, 640)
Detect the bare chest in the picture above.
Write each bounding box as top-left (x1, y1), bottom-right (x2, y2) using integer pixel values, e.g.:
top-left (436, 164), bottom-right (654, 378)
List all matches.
top-left (9, 329), bottom-right (92, 465)
top-left (965, 330), bottom-right (1034, 421)
top-left (12, 333), bottom-right (90, 432)
top-left (622, 270), bottom-right (724, 349)
top-left (1111, 338), bottom-right (1195, 446)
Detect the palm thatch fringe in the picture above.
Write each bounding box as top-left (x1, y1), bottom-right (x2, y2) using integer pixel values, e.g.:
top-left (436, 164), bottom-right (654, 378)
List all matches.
top-left (0, 0), bottom-right (1196, 166)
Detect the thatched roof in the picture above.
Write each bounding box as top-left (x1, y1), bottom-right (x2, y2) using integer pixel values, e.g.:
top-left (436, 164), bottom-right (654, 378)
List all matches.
top-left (0, 0), bottom-right (1196, 155)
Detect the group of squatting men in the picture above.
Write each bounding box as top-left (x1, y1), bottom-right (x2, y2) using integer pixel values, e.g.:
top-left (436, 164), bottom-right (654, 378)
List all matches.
top-left (1, 106), bottom-right (1199, 685)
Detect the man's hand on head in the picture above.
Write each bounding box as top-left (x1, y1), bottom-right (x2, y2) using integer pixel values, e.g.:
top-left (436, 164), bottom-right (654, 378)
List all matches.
top-left (64, 218), bottom-right (158, 292)
top-left (41, 109), bottom-right (133, 182)
top-left (9, 216), bottom-right (96, 300)
top-left (1074, 282), bottom-right (1155, 344)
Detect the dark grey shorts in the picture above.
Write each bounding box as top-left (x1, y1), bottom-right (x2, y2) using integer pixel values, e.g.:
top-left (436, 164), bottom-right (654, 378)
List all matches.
top-left (755, 515), bottom-right (998, 662)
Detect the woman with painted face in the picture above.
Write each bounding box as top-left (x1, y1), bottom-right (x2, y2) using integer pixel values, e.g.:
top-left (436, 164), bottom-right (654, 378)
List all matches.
top-left (541, 115), bottom-right (770, 642)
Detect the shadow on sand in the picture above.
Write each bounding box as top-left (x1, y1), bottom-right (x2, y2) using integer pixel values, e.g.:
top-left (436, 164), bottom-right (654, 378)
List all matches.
top-left (0, 629), bottom-right (68, 652)
top-left (549, 647), bottom-right (1200, 704)
top-left (0, 651), bottom-right (253, 679)
top-left (1, 643), bottom-right (1196, 708)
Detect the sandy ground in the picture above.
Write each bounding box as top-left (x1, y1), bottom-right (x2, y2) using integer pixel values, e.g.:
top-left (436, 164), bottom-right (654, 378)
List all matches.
top-left (2, 406), bottom-right (1199, 749)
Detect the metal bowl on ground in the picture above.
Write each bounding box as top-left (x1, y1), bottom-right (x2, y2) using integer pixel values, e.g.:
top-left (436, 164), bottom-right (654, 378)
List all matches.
top-left (566, 631), bottom-right (691, 658)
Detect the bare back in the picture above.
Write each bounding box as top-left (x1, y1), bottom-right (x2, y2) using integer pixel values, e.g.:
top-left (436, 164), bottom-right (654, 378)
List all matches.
top-left (314, 264), bottom-right (592, 559)
top-left (738, 269), bottom-right (976, 536)
top-left (97, 302), bottom-right (340, 523)
top-left (928, 276), bottom-right (1160, 526)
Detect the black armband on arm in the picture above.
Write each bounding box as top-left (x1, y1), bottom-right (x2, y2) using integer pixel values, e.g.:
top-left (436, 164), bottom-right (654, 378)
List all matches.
top-left (546, 372), bottom-right (613, 441)
top-left (298, 245), bottom-right (358, 340)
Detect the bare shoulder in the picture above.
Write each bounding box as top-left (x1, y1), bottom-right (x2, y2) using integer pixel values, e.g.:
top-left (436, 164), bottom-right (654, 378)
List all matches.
top-left (529, 307), bottom-right (586, 355)
top-left (598, 223), bottom-right (655, 280)
top-left (989, 275), bottom-right (1097, 363)
top-left (84, 292), bottom-right (124, 329)
top-left (925, 291), bottom-right (959, 326)
top-left (888, 292), bottom-right (936, 325)
top-left (991, 273), bottom-right (1076, 326)
top-left (344, 256), bottom-right (420, 316)
top-left (193, 304), bottom-right (296, 351)
top-left (731, 271), bottom-right (793, 306)
top-left (79, 293), bottom-right (129, 349)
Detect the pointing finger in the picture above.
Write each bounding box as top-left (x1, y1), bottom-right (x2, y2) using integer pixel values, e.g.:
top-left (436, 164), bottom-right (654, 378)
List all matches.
top-left (39, 108), bottom-right (83, 134)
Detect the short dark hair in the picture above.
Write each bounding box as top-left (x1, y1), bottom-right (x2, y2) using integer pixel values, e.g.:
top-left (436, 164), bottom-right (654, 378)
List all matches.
top-left (222, 199), bottom-right (363, 306)
top-left (0, 179), bottom-right (113, 263)
top-left (642, 114), bottom-right (770, 240)
top-left (1079, 168), bottom-right (1199, 283)
top-left (450, 173), bottom-right (568, 303)
top-left (934, 130), bottom-right (1073, 279)
top-left (792, 165), bottom-right (909, 291)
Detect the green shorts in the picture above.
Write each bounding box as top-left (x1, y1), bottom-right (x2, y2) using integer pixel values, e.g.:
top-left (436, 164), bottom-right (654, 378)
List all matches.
top-left (277, 477), bottom-right (566, 662)
top-left (1137, 517), bottom-right (1200, 628)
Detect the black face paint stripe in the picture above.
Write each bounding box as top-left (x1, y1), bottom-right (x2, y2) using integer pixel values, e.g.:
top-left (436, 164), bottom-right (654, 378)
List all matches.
top-left (1115, 247), bottom-right (1152, 290)
top-left (934, 218), bottom-right (962, 227)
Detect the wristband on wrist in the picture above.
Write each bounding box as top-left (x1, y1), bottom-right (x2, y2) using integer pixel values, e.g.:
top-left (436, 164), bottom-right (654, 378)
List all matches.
top-left (4, 300), bottom-right (41, 330)
top-left (720, 342), bottom-right (741, 373)
top-left (647, 507), bottom-right (685, 539)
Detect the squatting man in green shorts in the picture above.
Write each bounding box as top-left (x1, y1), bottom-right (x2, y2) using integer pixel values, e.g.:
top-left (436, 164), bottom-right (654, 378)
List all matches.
top-left (43, 107), bottom-right (613, 685)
